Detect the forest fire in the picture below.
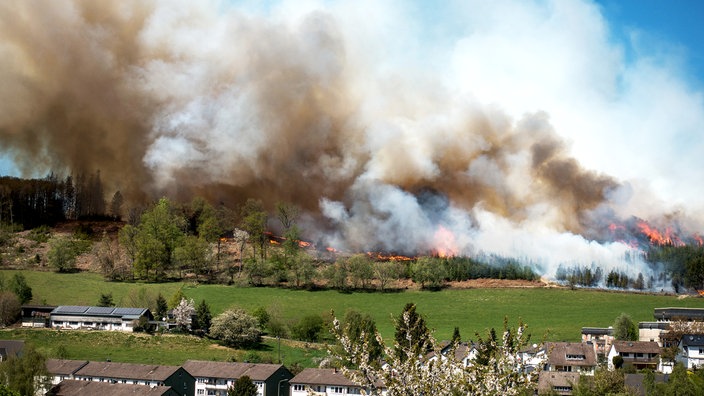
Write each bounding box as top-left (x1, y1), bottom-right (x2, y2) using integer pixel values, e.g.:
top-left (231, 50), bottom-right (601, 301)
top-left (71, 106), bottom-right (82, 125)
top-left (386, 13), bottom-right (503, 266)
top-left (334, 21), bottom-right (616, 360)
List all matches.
top-left (636, 220), bottom-right (684, 247)
top-left (431, 225), bottom-right (458, 258)
top-left (366, 252), bottom-right (415, 261)
top-left (606, 218), bottom-right (701, 248)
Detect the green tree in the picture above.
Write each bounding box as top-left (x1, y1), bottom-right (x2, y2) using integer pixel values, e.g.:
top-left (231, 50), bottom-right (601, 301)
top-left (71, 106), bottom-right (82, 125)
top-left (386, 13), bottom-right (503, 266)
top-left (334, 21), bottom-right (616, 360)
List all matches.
top-left (131, 198), bottom-right (186, 281)
top-left (155, 293), bottom-right (168, 321)
top-left (343, 310), bottom-right (383, 366)
top-left (168, 288), bottom-right (186, 310)
top-left (46, 237), bottom-right (79, 272)
top-left (228, 375), bottom-right (258, 396)
top-left (394, 303), bottom-right (431, 362)
top-left (664, 363), bottom-right (699, 396)
top-left (8, 274), bottom-right (31, 304)
top-left (452, 326), bottom-right (462, 344)
top-left (411, 257), bottom-right (447, 289)
top-left (573, 368), bottom-right (629, 396)
top-left (173, 235), bottom-right (211, 279)
top-left (0, 384), bottom-right (20, 396)
top-left (240, 199), bottom-right (267, 260)
top-left (210, 308), bottom-right (262, 348)
top-left (348, 255), bottom-right (374, 289)
top-left (613, 313), bottom-right (638, 341)
top-left (252, 307), bottom-right (270, 329)
top-left (290, 314), bottom-right (325, 342)
top-left (109, 190), bottom-right (124, 220)
top-left (97, 293), bottom-right (114, 307)
top-left (374, 261), bottom-right (401, 291)
top-left (193, 299), bottom-right (212, 335)
top-left (0, 291), bottom-right (20, 326)
top-left (0, 344), bottom-right (48, 396)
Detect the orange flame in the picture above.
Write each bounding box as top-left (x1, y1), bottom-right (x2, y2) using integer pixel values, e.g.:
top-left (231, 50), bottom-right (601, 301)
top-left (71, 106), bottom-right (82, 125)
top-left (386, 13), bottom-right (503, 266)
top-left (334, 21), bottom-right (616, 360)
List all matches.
top-left (432, 225), bottom-right (458, 258)
top-left (636, 221), bottom-right (684, 247)
top-left (695, 234), bottom-right (703, 246)
top-left (366, 252), bottom-right (415, 261)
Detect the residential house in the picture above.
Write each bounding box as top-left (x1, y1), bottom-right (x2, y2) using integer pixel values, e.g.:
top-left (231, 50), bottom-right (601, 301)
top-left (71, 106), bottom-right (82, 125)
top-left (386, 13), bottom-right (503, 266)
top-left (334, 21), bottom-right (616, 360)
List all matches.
top-left (638, 322), bottom-right (670, 346)
top-left (544, 342), bottom-right (597, 376)
top-left (537, 371), bottom-right (580, 396)
top-left (426, 342), bottom-right (478, 367)
top-left (181, 360), bottom-right (293, 396)
top-left (677, 334), bottom-right (704, 369)
top-left (290, 368), bottom-right (386, 396)
top-left (45, 359), bottom-right (89, 386)
top-left (50, 306), bottom-right (153, 332)
top-left (606, 341), bottom-right (661, 371)
top-left (20, 305), bottom-right (55, 328)
top-left (518, 344), bottom-right (546, 373)
top-left (654, 307), bottom-right (704, 322)
top-left (580, 327), bottom-right (614, 356)
top-left (46, 380), bottom-right (179, 396)
top-left (0, 340), bottom-right (24, 362)
top-left (72, 361), bottom-right (195, 396)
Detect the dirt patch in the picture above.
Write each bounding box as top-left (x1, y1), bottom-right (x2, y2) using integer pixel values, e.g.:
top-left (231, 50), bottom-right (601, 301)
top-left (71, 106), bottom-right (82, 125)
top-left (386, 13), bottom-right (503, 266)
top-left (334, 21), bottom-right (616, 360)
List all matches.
top-left (446, 278), bottom-right (550, 289)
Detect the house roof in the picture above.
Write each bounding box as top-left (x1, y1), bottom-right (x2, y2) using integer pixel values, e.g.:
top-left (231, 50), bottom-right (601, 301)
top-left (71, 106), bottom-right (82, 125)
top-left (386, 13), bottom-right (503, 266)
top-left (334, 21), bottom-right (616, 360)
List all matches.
top-left (624, 373), bottom-right (669, 396)
top-left (51, 306), bottom-right (151, 320)
top-left (46, 380), bottom-right (175, 396)
top-left (290, 368), bottom-right (358, 387)
top-left (46, 359), bottom-right (89, 375)
top-left (611, 341), bottom-right (660, 355)
top-left (546, 342), bottom-right (597, 367)
top-left (75, 361), bottom-right (181, 381)
top-left (654, 307), bottom-right (704, 321)
top-left (0, 340), bottom-right (24, 360)
top-left (680, 334), bottom-right (704, 347)
top-left (181, 360), bottom-right (288, 381)
top-left (581, 327), bottom-right (613, 335)
top-left (537, 371), bottom-right (580, 394)
top-left (638, 321), bottom-right (669, 330)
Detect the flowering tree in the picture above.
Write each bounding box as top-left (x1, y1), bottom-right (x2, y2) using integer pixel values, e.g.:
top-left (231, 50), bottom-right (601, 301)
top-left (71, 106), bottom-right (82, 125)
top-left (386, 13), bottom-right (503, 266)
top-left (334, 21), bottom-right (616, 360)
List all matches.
top-left (172, 297), bottom-right (195, 331)
top-left (329, 312), bottom-right (541, 396)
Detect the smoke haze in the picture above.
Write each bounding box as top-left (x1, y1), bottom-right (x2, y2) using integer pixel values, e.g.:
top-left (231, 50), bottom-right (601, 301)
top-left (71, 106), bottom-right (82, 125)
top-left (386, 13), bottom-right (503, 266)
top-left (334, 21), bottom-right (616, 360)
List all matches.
top-left (1, 0), bottom-right (703, 280)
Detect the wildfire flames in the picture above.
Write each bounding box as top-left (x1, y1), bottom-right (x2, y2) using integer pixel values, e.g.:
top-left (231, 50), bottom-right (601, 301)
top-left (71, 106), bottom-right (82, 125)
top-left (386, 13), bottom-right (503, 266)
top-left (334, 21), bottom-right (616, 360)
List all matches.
top-left (608, 219), bottom-right (703, 248)
top-left (431, 225), bottom-right (459, 258)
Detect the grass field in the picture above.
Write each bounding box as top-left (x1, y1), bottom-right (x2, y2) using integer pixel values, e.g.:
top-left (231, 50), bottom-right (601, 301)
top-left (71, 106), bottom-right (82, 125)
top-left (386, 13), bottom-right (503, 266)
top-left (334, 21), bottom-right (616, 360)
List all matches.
top-left (4, 269), bottom-right (704, 366)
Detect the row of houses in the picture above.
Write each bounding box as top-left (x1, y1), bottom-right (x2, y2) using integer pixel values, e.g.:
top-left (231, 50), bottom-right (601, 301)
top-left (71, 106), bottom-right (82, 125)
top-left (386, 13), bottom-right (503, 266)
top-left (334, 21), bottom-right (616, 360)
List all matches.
top-left (42, 359), bottom-right (368, 396)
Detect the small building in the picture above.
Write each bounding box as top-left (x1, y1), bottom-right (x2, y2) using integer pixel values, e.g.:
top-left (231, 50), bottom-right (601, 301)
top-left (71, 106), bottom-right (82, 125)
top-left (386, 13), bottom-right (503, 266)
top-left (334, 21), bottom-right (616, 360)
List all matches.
top-left (73, 361), bottom-right (195, 396)
top-left (606, 341), bottom-right (661, 371)
top-left (638, 322), bottom-right (670, 346)
top-left (46, 380), bottom-right (179, 396)
top-left (677, 334), bottom-right (704, 369)
top-left (181, 360), bottom-right (293, 396)
top-left (50, 306), bottom-right (153, 332)
top-left (537, 371), bottom-right (580, 396)
top-left (20, 305), bottom-right (56, 328)
top-left (581, 327), bottom-right (614, 356)
top-left (0, 340), bottom-right (24, 362)
top-left (544, 342), bottom-right (597, 376)
top-left (290, 368), bottom-right (386, 396)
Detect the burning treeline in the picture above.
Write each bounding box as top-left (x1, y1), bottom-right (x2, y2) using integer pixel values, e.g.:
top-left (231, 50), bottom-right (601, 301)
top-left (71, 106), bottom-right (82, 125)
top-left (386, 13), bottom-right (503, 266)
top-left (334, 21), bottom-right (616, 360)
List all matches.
top-left (0, 1), bottom-right (702, 288)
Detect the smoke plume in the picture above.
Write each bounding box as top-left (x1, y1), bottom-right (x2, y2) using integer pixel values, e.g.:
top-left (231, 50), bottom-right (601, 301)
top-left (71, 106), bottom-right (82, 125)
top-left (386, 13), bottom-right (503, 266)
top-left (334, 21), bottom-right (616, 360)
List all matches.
top-left (1, 0), bottom-right (702, 281)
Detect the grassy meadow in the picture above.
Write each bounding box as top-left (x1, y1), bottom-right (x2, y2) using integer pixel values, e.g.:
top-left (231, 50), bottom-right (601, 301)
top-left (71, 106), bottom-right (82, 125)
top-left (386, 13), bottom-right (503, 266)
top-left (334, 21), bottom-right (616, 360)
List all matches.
top-left (3, 269), bottom-right (704, 366)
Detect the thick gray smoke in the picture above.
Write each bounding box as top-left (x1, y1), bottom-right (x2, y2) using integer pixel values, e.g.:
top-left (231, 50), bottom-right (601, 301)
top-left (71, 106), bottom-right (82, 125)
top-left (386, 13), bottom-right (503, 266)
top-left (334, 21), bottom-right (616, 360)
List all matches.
top-left (0, 0), bottom-right (699, 280)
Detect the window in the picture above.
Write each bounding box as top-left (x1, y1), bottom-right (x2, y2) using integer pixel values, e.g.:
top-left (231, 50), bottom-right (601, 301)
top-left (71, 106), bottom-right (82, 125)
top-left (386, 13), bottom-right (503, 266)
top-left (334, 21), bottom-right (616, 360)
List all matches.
top-left (330, 386), bottom-right (344, 394)
top-left (255, 381), bottom-right (263, 387)
top-left (636, 353), bottom-right (644, 358)
top-left (293, 384), bottom-right (305, 391)
top-left (198, 378), bottom-right (207, 383)
top-left (197, 390), bottom-right (204, 395)
top-left (348, 387), bottom-right (362, 394)
top-left (554, 386), bottom-right (572, 392)
top-left (566, 354), bottom-right (585, 360)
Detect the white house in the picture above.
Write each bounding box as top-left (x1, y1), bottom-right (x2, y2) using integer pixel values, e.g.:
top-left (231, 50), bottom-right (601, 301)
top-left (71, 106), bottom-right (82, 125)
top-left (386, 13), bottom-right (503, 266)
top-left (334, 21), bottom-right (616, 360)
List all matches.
top-left (181, 360), bottom-right (292, 396)
top-left (50, 306), bottom-right (153, 332)
top-left (606, 341), bottom-right (661, 371)
top-left (289, 368), bottom-right (386, 396)
top-left (677, 334), bottom-right (704, 369)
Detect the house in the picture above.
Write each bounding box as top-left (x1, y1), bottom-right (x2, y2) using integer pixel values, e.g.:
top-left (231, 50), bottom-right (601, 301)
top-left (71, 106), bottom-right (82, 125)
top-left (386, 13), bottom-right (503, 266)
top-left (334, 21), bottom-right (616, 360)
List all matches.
top-left (638, 322), bottom-right (670, 346)
top-left (426, 342), bottom-right (478, 367)
top-left (20, 305), bottom-right (55, 328)
top-left (580, 327), bottom-right (614, 356)
top-left (537, 371), bottom-right (580, 395)
top-left (72, 361), bottom-right (195, 396)
top-left (289, 368), bottom-right (386, 396)
top-left (654, 307), bottom-right (704, 322)
top-left (50, 306), bottom-right (153, 332)
top-left (544, 342), bottom-right (597, 376)
top-left (606, 341), bottom-right (661, 371)
top-left (0, 340), bottom-right (24, 362)
top-left (181, 360), bottom-right (293, 396)
top-left (45, 359), bottom-right (89, 385)
top-left (677, 334), bottom-right (704, 369)
top-left (46, 380), bottom-right (179, 396)
top-left (518, 344), bottom-right (546, 373)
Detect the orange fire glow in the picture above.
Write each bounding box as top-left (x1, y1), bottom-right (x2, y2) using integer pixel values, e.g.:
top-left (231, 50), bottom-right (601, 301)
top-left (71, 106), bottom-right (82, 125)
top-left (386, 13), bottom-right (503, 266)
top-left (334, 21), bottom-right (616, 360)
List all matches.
top-left (695, 234), bottom-right (703, 246)
top-left (366, 252), bottom-right (415, 261)
top-left (636, 221), bottom-right (684, 247)
top-left (432, 225), bottom-right (458, 258)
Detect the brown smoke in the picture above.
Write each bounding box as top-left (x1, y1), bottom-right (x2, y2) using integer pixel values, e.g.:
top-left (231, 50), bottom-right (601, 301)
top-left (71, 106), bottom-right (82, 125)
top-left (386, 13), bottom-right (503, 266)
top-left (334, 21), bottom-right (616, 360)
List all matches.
top-left (0, 0), bottom-right (620, 250)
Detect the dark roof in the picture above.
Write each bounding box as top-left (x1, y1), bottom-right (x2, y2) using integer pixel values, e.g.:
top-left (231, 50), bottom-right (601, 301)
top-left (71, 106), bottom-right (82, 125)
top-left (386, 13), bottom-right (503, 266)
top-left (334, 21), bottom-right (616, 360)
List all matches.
top-left (581, 327), bottom-right (613, 335)
top-left (624, 373), bottom-right (669, 396)
top-left (46, 380), bottom-right (175, 396)
top-left (654, 307), bottom-right (704, 321)
top-left (75, 361), bottom-right (181, 381)
top-left (639, 322), bottom-right (670, 330)
top-left (0, 340), bottom-right (24, 360)
top-left (181, 360), bottom-right (287, 381)
top-left (46, 359), bottom-right (89, 375)
top-left (680, 334), bottom-right (704, 347)
top-left (51, 306), bottom-right (150, 320)
top-left (611, 341), bottom-right (661, 354)
top-left (290, 368), bottom-right (357, 387)
top-left (546, 342), bottom-right (597, 367)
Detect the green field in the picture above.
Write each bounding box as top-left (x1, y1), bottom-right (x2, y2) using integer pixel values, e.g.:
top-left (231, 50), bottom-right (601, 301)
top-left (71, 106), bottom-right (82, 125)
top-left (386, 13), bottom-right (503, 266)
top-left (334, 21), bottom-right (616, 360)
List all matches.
top-left (4, 270), bottom-right (704, 367)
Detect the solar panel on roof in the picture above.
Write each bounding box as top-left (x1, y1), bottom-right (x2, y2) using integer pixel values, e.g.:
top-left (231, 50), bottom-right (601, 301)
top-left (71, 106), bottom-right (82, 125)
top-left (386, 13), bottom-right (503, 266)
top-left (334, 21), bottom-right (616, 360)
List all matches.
top-left (112, 307), bottom-right (145, 315)
top-left (86, 306), bottom-right (115, 315)
top-left (54, 306), bottom-right (90, 314)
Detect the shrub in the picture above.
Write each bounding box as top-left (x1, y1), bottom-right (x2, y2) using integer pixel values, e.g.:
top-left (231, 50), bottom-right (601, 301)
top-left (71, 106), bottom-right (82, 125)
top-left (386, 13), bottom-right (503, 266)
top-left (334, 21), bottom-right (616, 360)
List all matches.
top-left (210, 308), bottom-right (262, 348)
